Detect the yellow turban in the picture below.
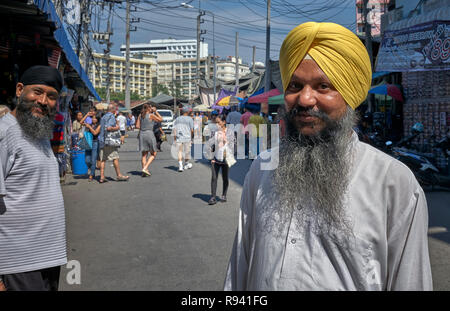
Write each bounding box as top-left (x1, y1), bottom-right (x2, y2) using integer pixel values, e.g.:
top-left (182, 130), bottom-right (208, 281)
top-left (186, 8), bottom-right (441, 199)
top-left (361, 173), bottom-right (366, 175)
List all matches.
top-left (279, 22), bottom-right (372, 110)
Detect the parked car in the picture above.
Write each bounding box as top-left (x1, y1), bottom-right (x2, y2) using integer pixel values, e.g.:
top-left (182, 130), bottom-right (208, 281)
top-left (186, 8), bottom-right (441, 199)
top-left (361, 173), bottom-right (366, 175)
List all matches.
top-left (157, 109), bottom-right (174, 133)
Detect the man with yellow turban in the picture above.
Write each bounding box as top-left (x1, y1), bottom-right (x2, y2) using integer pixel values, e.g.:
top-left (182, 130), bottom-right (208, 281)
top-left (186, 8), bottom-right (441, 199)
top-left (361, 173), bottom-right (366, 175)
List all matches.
top-left (224, 22), bottom-right (432, 291)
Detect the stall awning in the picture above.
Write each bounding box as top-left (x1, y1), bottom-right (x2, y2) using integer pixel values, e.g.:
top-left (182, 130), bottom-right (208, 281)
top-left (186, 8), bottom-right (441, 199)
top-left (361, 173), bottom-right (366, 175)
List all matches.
top-left (33, 0), bottom-right (101, 100)
top-left (268, 94), bottom-right (284, 105)
top-left (372, 71), bottom-right (391, 79)
top-left (248, 88), bottom-right (281, 103)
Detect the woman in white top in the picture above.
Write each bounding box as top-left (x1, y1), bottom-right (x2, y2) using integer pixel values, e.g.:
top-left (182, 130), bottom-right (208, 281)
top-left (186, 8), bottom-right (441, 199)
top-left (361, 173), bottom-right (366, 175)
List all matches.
top-left (208, 114), bottom-right (234, 205)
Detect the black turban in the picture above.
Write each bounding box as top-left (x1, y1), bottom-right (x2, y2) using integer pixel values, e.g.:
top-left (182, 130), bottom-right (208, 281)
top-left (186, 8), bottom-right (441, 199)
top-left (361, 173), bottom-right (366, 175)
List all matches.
top-left (19, 65), bottom-right (63, 93)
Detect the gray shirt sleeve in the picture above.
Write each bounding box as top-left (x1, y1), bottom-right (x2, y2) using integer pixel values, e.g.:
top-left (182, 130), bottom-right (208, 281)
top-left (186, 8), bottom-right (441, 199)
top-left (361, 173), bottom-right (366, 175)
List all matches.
top-left (0, 156), bottom-right (5, 197)
top-left (0, 140), bottom-right (8, 197)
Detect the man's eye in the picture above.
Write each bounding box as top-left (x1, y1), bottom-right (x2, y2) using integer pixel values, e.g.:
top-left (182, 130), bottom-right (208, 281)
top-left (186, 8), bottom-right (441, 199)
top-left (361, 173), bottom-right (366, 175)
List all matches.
top-left (288, 82), bottom-right (302, 90)
top-left (319, 83), bottom-right (330, 89)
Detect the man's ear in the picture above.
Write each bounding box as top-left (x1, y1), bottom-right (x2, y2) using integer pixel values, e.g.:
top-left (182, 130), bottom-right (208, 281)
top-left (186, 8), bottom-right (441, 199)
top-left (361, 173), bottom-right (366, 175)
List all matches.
top-left (16, 83), bottom-right (24, 98)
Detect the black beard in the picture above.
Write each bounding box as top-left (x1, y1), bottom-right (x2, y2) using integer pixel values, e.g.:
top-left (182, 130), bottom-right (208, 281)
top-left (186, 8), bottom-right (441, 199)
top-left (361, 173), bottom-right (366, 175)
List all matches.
top-left (266, 106), bottom-right (359, 240)
top-left (15, 95), bottom-right (56, 141)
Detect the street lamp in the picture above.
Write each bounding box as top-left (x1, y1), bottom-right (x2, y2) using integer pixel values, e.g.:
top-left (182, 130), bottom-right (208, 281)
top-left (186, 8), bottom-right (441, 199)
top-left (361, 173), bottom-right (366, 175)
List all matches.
top-left (181, 3), bottom-right (216, 105)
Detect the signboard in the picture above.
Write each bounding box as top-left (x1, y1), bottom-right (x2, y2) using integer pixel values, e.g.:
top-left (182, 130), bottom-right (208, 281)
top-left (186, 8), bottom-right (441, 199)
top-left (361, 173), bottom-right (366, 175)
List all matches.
top-left (376, 20), bottom-right (450, 72)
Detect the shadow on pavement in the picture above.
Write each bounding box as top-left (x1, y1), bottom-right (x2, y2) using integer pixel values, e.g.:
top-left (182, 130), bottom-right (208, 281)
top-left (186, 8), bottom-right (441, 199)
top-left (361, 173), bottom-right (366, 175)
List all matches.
top-left (192, 153), bottom-right (252, 188)
top-left (164, 166), bottom-right (180, 172)
top-left (128, 170), bottom-right (143, 176)
top-left (192, 193), bottom-right (211, 203)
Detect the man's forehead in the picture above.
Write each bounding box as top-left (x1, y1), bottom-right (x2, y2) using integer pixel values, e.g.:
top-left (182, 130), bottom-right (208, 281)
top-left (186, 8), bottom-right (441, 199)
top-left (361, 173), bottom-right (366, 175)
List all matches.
top-left (291, 59), bottom-right (331, 81)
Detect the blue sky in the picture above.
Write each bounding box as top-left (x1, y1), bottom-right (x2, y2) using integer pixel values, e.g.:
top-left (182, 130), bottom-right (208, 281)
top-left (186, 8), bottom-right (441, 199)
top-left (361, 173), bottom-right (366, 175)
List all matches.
top-left (89, 0), bottom-right (357, 65)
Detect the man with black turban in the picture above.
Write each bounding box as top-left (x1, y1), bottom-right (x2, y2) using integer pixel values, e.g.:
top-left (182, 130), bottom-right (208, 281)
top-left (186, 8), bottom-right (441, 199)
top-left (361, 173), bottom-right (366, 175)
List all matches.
top-left (0, 65), bottom-right (67, 291)
top-left (224, 22), bottom-right (432, 290)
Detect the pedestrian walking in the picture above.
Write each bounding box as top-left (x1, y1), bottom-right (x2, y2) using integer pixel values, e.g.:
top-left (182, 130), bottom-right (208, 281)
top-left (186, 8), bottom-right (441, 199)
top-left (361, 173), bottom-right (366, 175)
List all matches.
top-left (130, 113), bottom-right (136, 130)
top-left (226, 106), bottom-right (241, 155)
top-left (193, 112), bottom-right (203, 143)
top-left (240, 107), bottom-right (253, 158)
top-left (117, 111), bottom-right (127, 144)
top-left (0, 65), bottom-right (67, 291)
top-left (173, 106), bottom-right (194, 172)
top-left (207, 114), bottom-right (235, 205)
top-left (82, 113), bottom-right (101, 182)
top-left (71, 110), bottom-right (84, 148)
top-left (126, 113), bottom-right (132, 131)
top-left (98, 103), bottom-right (129, 183)
top-left (248, 113), bottom-right (267, 159)
top-left (224, 22), bottom-right (432, 291)
top-left (153, 119), bottom-right (164, 152)
top-left (136, 104), bottom-right (162, 177)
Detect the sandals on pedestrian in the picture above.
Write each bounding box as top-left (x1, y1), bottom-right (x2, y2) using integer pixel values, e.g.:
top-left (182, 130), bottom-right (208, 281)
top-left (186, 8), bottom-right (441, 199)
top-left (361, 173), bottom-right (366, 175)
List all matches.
top-left (116, 175), bottom-right (130, 181)
top-left (142, 169), bottom-right (151, 177)
top-left (99, 178), bottom-right (107, 183)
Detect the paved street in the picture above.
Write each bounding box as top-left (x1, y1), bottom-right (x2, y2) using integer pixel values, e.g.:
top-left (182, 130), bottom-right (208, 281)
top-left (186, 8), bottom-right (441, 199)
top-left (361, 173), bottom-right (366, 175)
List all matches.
top-left (60, 130), bottom-right (450, 291)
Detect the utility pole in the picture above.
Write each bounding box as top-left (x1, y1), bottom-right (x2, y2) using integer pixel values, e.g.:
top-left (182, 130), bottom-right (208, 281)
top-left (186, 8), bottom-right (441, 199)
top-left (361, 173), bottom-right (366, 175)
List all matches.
top-left (265, 0), bottom-right (271, 92)
top-left (196, 11), bottom-right (206, 85)
top-left (172, 63), bottom-right (176, 113)
top-left (125, 0), bottom-right (139, 110)
top-left (363, 0), bottom-right (374, 112)
top-left (82, 0), bottom-right (92, 75)
top-left (76, 0), bottom-right (85, 59)
top-left (235, 32), bottom-right (239, 96)
top-left (125, 0), bottom-right (131, 110)
top-left (212, 14), bottom-right (216, 104)
top-left (252, 45), bottom-right (256, 72)
top-left (105, 2), bottom-right (113, 104)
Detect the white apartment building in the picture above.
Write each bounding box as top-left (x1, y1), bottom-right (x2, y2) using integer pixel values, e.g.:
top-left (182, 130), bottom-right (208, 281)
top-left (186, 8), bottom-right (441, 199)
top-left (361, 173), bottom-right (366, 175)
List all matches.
top-left (216, 57), bottom-right (251, 82)
top-left (88, 52), bottom-right (157, 98)
top-left (155, 53), bottom-right (209, 99)
top-left (120, 39), bottom-right (208, 59)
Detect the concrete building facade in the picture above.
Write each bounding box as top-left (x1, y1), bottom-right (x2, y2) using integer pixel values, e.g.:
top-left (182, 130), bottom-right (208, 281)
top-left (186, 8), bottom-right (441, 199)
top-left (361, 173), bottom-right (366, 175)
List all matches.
top-left (88, 52), bottom-right (157, 98)
top-left (216, 56), bottom-right (251, 82)
top-left (155, 53), bottom-right (209, 99)
top-left (120, 39), bottom-right (208, 59)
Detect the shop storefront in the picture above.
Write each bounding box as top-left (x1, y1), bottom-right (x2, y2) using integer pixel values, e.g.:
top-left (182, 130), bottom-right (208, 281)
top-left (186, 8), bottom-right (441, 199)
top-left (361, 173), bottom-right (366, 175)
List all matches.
top-left (376, 7), bottom-right (450, 169)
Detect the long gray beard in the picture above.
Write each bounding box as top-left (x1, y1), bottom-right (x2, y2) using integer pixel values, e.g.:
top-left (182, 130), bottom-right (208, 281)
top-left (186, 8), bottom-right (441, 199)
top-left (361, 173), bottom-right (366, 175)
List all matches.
top-left (16, 95), bottom-right (56, 141)
top-left (269, 106), bottom-right (358, 241)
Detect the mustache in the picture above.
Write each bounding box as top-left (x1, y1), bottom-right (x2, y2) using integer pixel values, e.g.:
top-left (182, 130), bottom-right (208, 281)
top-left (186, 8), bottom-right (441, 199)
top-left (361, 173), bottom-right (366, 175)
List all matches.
top-left (17, 97), bottom-right (55, 117)
top-left (288, 106), bottom-right (331, 122)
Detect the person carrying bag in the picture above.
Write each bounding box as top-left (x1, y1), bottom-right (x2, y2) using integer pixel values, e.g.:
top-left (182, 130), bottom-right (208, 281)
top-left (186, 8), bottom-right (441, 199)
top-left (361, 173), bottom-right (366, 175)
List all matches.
top-left (207, 114), bottom-right (235, 205)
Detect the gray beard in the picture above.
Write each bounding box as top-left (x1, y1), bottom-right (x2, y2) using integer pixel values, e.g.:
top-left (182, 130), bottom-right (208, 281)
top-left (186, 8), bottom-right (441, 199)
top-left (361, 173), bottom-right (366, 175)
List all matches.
top-left (269, 106), bottom-right (358, 241)
top-left (15, 95), bottom-right (56, 141)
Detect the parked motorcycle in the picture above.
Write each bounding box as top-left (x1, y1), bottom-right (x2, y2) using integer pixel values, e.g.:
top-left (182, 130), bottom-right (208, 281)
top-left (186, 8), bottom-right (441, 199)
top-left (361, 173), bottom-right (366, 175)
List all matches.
top-left (386, 125), bottom-right (450, 189)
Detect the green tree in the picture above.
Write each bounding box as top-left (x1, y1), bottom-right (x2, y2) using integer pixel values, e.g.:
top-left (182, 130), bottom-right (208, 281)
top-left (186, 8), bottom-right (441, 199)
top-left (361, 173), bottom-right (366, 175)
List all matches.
top-left (169, 82), bottom-right (186, 100)
top-left (95, 88), bottom-right (143, 101)
top-left (152, 84), bottom-right (169, 97)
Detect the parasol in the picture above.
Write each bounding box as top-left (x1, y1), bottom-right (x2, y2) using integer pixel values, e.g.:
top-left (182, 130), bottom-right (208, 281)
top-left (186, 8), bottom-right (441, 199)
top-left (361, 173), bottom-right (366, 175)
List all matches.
top-left (368, 84), bottom-right (403, 102)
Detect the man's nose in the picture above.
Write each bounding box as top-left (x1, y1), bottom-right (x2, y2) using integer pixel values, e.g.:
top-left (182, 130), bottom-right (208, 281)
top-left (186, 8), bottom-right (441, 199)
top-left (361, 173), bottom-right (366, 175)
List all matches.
top-left (297, 85), bottom-right (316, 109)
top-left (36, 93), bottom-right (48, 105)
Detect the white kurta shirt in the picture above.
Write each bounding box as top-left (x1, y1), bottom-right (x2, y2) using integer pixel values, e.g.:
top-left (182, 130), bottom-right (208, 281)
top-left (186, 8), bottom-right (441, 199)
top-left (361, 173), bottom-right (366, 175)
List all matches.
top-left (224, 131), bottom-right (432, 291)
